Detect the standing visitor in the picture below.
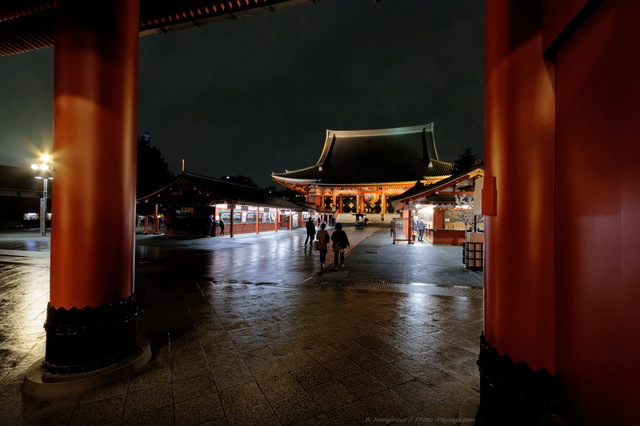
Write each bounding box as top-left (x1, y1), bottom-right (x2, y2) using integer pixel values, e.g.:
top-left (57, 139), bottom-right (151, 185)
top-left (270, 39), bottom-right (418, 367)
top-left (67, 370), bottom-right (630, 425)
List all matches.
top-left (417, 218), bottom-right (426, 242)
top-left (207, 214), bottom-right (214, 237)
top-left (331, 223), bottom-right (350, 268)
top-left (304, 218), bottom-right (316, 246)
top-left (219, 218), bottom-right (225, 235)
top-left (315, 223), bottom-right (331, 268)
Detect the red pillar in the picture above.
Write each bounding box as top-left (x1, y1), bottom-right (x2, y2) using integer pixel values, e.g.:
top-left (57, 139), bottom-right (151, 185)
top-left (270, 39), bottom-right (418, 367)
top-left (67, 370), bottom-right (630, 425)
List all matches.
top-left (255, 208), bottom-right (260, 234)
top-left (551, 1), bottom-right (640, 424)
top-left (153, 204), bottom-right (159, 234)
top-left (484, 0), bottom-right (556, 369)
top-left (212, 207), bottom-right (217, 236)
top-left (332, 192), bottom-right (337, 214)
top-left (46, 0), bottom-right (141, 373)
top-left (433, 207), bottom-right (445, 229)
top-left (479, 0), bottom-right (557, 423)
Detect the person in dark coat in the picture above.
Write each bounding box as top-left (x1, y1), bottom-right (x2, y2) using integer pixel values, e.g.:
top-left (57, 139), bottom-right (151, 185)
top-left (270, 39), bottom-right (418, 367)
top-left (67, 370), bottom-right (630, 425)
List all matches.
top-left (304, 218), bottom-right (316, 246)
top-left (207, 214), bottom-right (214, 237)
top-left (219, 219), bottom-right (225, 235)
top-left (331, 223), bottom-right (351, 268)
top-left (315, 223), bottom-right (331, 268)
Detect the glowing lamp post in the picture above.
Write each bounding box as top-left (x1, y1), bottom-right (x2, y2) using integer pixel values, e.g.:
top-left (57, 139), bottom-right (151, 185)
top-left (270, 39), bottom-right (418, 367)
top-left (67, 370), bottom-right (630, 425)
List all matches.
top-left (31, 154), bottom-right (52, 236)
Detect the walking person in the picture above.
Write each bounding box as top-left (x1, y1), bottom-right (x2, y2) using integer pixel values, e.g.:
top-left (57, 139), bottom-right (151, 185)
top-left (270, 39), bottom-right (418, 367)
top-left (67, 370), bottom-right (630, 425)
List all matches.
top-left (331, 223), bottom-right (350, 268)
top-left (304, 218), bottom-right (316, 246)
top-left (315, 223), bottom-right (331, 268)
top-left (219, 218), bottom-right (225, 235)
top-left (417, 218), bottom-right (426, 242)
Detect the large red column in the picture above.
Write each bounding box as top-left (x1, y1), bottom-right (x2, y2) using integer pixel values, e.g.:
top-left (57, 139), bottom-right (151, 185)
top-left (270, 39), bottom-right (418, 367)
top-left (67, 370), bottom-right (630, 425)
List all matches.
top-left (552, 1), bottom-right (640, 423)
top-left (45, 0), bottom-right (140, 373)
top-left (479, 0), bottom-right (557, 423)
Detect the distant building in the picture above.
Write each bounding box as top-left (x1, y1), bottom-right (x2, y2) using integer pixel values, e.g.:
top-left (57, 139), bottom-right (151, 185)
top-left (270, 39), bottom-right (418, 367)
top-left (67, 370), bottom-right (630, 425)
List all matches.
top-left (137, 171), bottom-right (325, 236)
top-left (390, 164), bottom-right (484, 245)
top-left (0, 164), bottom-right (51, 228)
top-left (271, 123), bottom-right (453, 225)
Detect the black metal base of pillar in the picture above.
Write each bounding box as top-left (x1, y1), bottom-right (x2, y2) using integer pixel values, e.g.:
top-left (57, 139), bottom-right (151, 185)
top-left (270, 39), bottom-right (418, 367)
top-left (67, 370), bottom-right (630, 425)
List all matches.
top-left (44, 294), bottom-right (140, 374)
top-left (23, 338), bottom-right (151, 399)
top-left (476, 334), bottom-right (564, 426)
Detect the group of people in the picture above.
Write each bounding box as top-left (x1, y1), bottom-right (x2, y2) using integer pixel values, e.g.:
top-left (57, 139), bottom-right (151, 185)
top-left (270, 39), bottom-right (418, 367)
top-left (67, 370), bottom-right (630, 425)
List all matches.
top-left (305, 218), bottom-right (350, 269)
top-left (207, 214), bottom-right (225, 237)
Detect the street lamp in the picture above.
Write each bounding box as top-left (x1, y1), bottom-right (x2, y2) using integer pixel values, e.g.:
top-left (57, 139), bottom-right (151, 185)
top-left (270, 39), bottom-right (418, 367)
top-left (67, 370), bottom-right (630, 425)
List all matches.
top-left (31, 154), bottom-right (52, 236)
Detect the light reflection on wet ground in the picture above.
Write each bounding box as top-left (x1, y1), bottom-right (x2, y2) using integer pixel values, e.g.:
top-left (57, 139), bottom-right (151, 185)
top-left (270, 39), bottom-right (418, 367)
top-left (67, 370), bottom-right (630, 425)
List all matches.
top-left (0, 228), bottom-right (483, 424)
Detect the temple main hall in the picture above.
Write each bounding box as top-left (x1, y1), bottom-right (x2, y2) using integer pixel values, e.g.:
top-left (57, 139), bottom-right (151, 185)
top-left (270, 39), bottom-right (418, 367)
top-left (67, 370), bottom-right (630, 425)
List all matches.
top-left (271, 122), bottom-right (453, 224)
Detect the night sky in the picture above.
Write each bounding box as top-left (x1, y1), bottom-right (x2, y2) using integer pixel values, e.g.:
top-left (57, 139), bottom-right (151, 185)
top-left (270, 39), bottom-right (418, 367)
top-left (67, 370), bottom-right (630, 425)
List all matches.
top-left (0, 0), bottom-right (484, 188)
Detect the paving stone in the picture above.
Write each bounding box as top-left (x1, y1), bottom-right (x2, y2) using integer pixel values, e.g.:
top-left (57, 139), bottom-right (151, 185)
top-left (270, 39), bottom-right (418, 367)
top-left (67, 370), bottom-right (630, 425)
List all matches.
top-left (173, 394), bottom-right (224, 425)
top-left (69, 394), bottom-right (126, 425)
top-left (0, 229), bottom-right (482, 424)
top-left (307, 379), bottom-right (357, 412)
top-left (269, 388), bottom-right (323, 425)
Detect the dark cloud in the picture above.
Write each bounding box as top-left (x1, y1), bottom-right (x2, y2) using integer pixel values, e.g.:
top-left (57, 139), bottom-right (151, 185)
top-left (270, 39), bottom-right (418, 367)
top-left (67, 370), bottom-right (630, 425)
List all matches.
top-left (0, 0), bottom-right (484, 187)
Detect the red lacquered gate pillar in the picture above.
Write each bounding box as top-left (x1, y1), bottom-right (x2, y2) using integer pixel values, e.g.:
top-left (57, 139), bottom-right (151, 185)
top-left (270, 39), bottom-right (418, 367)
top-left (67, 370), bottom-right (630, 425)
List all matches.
top-left (478, 0), bottom-right (558, 424)
top-left (45, 0), bottom-right (142, 373)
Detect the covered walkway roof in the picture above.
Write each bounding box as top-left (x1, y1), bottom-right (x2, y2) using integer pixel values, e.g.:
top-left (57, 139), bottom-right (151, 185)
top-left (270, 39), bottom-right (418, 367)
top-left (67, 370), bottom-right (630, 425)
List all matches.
top-left (0, 0), bottom-right (321, 56)
top-left (138, 171), bottom-right (324, 211)
top-left (389, 164), bottom-right (484, 209)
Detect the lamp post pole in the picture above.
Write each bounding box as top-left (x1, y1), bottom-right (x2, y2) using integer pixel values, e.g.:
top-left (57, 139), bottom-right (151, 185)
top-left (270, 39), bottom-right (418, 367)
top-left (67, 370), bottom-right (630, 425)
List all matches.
top-left (32, 154), bottom-right (52, 237)
top-left (40, 178), bottom-right (48, 236)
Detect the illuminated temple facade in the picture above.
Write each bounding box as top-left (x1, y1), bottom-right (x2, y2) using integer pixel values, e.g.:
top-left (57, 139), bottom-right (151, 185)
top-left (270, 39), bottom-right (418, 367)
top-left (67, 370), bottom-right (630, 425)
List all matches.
top-left (272, 123), bottom-right (453, 224)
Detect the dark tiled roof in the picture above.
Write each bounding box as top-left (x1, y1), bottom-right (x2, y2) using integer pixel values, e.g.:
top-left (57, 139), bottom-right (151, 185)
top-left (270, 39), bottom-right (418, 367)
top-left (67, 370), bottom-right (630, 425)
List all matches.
top-left (390, 164), bottom-right (484, 203)
top-left (138, 172), bottom-right (319, 211)
top-left (272, 123), bottom-right (453, 186)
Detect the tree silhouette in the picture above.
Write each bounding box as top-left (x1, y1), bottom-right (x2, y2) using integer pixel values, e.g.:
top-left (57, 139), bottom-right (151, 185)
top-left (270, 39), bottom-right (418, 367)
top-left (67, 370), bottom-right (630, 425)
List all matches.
top-left (136, 132), bottom-right (174, 198)
top-left (452, 144), bottom-right (482, 174)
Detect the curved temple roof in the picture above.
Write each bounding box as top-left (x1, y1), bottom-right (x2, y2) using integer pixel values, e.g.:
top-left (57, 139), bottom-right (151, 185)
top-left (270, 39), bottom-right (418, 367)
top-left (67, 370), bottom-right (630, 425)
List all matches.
top-left (272, 123), bottom-right (453, 187)
top-left (0, 0), bottom-right (320, 57)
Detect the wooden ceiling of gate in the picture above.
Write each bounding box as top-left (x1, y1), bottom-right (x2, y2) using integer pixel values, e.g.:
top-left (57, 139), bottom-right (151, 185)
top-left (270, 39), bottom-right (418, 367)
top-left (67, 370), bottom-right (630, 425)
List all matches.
top-left (0, 0), bottom-right (319, 56)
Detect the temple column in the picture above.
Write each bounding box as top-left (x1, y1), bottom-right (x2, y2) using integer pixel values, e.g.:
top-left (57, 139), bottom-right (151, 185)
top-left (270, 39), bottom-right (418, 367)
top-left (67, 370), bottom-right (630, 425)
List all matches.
top-left (37, 0), bottom-right (149, 381)
top-left (153, 204), bottom-right (160, 234)
top-left (433, 207), bottom-right (445, 229)
top-left (381, 192), bottom-right (386, 221)
top-left (255, 208), bottom-right (260, 234)
top-left (332, 191), bottom-right (337, 213)
top-left (229, 208), bottom-right (234, 237)
top-left (212, 207), bottom-right (217, 236)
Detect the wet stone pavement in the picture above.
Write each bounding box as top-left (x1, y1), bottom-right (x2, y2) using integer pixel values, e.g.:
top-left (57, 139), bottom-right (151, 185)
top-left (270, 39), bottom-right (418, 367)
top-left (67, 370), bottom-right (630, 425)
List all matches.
top-left (0, 227), bottom-right (483, 425)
